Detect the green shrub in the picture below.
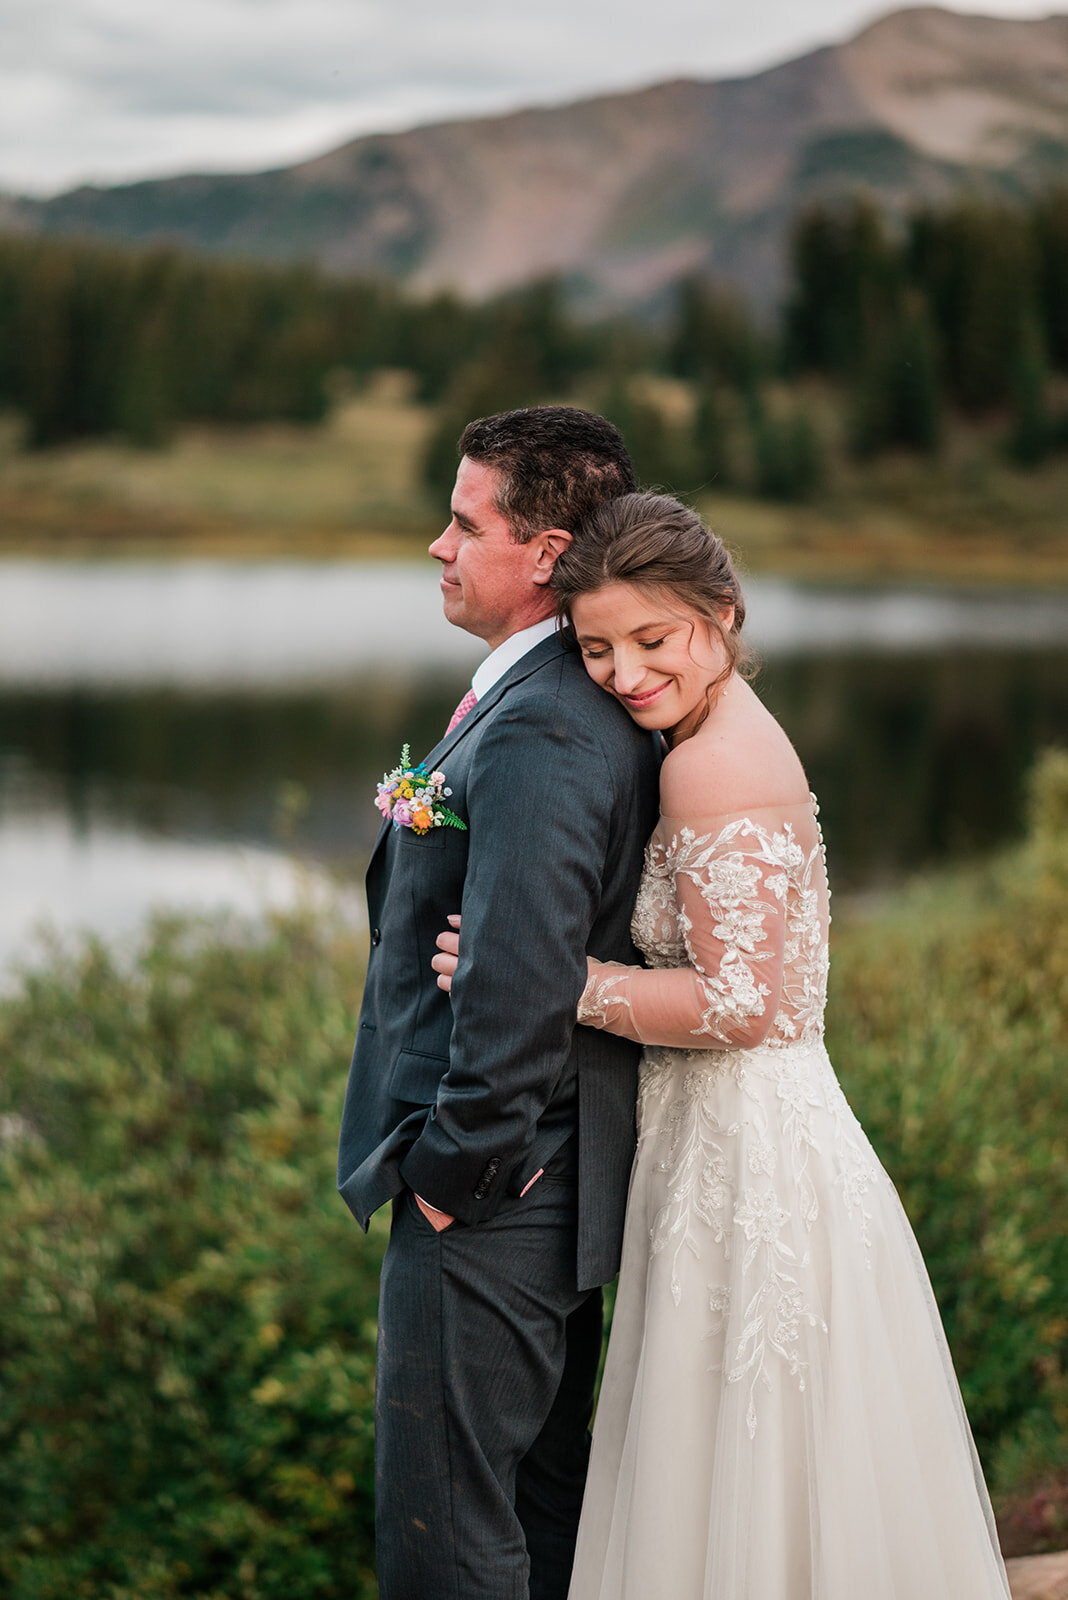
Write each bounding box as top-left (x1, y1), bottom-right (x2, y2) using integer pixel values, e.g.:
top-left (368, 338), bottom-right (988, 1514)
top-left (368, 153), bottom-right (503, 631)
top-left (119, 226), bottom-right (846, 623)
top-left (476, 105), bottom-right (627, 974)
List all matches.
top-left (826, 747), bottom-right (1068, 1521)
top-left (0, 753), bottom-right (1065, 1591)
top-left (0, 912), bottom-right (382, 1599)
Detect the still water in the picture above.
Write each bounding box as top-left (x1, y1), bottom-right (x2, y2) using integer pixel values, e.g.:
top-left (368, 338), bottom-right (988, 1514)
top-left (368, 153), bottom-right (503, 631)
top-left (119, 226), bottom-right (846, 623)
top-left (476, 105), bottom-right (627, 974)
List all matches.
top-left (1, 561), bottom-right (1066, 976)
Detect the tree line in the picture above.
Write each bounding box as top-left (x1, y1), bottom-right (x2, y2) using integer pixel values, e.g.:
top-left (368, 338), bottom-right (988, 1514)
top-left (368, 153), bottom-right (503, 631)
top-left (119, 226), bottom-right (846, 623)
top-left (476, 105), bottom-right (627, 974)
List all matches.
top-left (1, 187), bottom-right (1066, 497)
top-left (0, 241), bottom-right (519, 447)
top-left (782, 189), bottom-right (1068, 464)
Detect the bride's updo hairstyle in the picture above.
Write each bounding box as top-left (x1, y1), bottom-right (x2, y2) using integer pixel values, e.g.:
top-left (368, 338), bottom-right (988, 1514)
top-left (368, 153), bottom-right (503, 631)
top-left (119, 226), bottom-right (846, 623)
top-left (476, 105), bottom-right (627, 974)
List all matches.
top-left (552, 492), bottom-right (755, 693)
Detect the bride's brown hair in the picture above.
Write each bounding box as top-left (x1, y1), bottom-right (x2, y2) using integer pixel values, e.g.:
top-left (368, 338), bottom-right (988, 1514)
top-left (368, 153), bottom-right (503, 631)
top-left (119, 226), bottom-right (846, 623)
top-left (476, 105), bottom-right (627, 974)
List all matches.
top-left (552, 492), bottom-right (755, 693)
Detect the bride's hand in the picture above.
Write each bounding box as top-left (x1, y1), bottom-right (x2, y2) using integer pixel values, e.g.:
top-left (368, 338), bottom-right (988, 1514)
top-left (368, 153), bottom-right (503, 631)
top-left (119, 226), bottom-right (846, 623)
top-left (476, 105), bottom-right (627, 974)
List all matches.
top-left (432, 914), bottom-right (462, 991)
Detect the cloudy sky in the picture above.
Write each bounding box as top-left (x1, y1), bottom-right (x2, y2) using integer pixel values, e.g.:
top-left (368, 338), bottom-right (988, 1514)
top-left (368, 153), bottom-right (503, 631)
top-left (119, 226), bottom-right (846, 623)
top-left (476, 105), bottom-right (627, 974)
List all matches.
top-left (2, 0), bottom-right (1057, 197)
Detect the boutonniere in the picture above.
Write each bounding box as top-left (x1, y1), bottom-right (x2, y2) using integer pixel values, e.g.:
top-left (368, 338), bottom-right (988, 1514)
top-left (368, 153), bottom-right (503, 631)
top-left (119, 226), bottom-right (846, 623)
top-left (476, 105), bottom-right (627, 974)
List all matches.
top-left (375, 745), bottom-right (467, 835)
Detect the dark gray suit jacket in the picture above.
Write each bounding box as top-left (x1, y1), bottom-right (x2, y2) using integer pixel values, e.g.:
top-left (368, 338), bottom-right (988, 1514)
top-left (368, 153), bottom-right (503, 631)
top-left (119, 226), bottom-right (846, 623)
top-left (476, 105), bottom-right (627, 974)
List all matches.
top-left (337, 631), bottom-right (661, 1290)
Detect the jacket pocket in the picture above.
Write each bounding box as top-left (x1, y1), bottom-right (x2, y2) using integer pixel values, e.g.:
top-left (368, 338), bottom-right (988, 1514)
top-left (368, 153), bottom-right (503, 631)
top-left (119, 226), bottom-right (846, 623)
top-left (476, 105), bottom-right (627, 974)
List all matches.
top-left (389, 1048), bottom-right (449, 1105)
top-left (398, 824), bottom-right (448, 851)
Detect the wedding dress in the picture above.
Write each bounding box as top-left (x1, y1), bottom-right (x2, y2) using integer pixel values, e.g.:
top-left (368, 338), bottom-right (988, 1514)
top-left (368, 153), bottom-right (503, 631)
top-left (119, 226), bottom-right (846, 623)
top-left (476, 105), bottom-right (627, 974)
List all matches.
top-left (569, 795), bottom-right (1010, 1599)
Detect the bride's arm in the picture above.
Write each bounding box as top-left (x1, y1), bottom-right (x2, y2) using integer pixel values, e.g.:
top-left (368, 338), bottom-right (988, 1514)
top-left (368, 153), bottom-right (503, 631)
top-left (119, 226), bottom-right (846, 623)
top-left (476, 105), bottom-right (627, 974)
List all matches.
top-left (432, 825), bottom-right (790, 1050)
top-left (578, 820), bottom-right (788, 1050)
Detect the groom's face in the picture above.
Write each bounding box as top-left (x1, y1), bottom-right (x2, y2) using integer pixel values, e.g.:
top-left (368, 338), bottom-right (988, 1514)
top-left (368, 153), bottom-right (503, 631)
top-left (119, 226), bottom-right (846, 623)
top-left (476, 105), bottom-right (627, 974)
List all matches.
top-left (429, 456), bottom-right (553, 648)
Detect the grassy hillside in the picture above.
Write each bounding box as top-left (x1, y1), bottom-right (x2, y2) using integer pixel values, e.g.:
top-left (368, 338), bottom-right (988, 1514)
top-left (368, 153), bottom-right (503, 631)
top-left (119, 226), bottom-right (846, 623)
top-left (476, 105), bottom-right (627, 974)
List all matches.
top-left (0, 379), bottom-right (439, 560)
top-left (0, 754), bottom-right (1065, 1595)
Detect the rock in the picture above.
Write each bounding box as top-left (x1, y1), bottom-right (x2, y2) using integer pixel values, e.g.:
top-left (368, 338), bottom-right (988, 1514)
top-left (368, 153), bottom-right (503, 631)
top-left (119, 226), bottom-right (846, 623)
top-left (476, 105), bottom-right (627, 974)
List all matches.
top-left (1007, 1550), bottom-right (1068, 1600)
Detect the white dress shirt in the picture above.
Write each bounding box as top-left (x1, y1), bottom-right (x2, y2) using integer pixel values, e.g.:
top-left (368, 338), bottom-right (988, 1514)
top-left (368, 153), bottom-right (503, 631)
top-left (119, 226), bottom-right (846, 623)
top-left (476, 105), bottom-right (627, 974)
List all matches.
top-left (470, 616), bottom-right (559, 702)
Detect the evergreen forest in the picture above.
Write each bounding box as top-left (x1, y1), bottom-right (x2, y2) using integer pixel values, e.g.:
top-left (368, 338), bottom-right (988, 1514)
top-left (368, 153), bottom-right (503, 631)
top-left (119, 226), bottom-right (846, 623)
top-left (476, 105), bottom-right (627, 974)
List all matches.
top-left (1, 188), bottom-right (1067, 506)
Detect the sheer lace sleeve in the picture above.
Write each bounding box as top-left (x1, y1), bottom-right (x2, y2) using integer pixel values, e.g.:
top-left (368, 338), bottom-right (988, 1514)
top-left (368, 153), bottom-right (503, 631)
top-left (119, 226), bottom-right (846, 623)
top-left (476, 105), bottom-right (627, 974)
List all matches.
top-left (578, 815), bottom-right (797, 1050)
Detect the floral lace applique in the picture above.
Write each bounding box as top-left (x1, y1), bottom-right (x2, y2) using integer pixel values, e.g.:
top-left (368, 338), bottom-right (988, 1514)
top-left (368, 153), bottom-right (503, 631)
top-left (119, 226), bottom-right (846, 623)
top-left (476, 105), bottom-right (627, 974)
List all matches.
top-left (631, 810), bottom-right (828, 1049)
top-left (728, 1187), bottom-right (827, 1439)
top-left (630, 800), bottom-right (881, 1434)
top-left (576, 963), bottom-right (633, 1029)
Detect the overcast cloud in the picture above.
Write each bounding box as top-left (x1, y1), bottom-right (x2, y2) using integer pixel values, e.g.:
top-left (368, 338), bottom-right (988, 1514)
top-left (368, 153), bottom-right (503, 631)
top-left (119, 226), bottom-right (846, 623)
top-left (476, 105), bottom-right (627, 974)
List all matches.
top-left (1, 0), bottom-right (1057, 196)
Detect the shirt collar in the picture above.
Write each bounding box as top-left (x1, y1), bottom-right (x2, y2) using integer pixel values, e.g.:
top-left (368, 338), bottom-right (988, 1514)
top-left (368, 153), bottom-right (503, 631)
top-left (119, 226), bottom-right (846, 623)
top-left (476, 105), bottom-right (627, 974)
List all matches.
top-left (470, 616), bottom-right (559, 700)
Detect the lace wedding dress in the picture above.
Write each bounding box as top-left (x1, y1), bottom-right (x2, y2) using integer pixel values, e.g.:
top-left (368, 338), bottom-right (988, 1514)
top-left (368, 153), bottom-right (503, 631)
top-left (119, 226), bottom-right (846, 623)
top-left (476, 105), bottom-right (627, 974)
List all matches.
top-left (570, 797), bottom-right (1010, 1599)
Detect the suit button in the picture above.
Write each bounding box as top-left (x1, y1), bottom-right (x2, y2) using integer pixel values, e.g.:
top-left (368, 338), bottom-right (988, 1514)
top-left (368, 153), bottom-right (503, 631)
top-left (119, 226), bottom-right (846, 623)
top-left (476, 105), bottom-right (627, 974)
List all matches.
top-left (473, 1157), bottom-right (501, 1199)
top-left (371, 927), bottom-right (381, 947)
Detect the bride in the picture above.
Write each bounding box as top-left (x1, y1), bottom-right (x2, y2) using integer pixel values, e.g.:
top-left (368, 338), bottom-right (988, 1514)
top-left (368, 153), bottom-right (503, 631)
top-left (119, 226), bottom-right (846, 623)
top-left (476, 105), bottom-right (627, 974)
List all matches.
top-left (438, 492), bottom-right (1011, 1599)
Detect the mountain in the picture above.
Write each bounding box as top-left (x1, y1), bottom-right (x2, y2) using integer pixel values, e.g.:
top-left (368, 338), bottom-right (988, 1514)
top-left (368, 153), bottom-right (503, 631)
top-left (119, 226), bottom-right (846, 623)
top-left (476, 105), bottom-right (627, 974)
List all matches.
top-left (6, 6), bottom-right (1068, 310)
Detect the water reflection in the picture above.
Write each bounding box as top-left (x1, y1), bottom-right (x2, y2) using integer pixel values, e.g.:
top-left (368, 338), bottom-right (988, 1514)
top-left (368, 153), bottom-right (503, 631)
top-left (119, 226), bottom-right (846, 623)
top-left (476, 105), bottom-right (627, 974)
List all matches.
top-left (1, 560), bottom-right (1065, 968)
top-left (0, 797), bottom-right (340, 986)
top-left (2, 561), bottom-right (1066, 688)
top-left (2, 648), bottom-right (1064, 900)
top-left (758, 651), bottom-right (1068, 883)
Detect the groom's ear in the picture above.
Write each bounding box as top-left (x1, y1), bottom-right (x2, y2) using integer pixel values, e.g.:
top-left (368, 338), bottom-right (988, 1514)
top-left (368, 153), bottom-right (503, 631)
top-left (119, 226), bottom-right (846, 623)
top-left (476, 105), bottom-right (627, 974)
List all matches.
top-left (530, 528), bottom-right (572, 586)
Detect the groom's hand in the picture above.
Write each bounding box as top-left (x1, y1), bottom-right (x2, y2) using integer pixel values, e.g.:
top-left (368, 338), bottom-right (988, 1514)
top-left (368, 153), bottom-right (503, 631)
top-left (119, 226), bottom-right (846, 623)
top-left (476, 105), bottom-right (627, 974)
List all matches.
top-left (432, 914), bottom-right (462, 991)
top-left (414, 1193), bottom-right (455, 1231)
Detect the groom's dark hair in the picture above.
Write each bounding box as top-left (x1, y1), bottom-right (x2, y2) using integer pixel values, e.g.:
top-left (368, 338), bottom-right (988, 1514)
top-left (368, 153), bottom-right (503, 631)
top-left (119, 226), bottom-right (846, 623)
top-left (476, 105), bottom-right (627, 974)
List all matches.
top-left (458, 406), bottom-right (637, 543)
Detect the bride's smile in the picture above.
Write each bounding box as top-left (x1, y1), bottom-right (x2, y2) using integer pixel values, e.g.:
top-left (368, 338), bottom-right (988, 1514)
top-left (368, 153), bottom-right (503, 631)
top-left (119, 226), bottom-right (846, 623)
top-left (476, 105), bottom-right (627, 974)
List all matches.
top-left (570, 580), bottom-right (734, 743)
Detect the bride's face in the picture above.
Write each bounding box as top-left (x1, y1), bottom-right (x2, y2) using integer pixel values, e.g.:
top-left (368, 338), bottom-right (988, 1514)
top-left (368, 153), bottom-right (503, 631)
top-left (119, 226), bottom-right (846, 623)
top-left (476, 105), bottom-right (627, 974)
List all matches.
top-left (570, 581), bottom-right (733, 742)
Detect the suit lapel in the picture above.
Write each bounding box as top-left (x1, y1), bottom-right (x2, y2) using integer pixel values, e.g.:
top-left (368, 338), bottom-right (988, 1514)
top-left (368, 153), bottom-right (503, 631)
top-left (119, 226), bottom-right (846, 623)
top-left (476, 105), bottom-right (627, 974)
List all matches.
top-left (422, 632), bottom-right (567, 771)
top-left (365, 631), bottom-right (569, 877)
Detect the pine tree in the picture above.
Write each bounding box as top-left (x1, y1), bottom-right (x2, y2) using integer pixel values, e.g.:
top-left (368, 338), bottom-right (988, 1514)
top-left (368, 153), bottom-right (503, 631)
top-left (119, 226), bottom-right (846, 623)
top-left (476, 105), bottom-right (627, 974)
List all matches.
top-left (748, 389), bottom-right (825, 502)
top-left (1007, 311), bottom-right (1052, 468)
top-left (691, 378), bottom-right (734, 490)
top-left (667, 275), bottom-right (764, 389)
top-left (1033, 187), bottom-right (1068, 376)
top-left (850, 295), bottom-right (942, 458)
top-left (596, 377), bottom-right (680, 491)
top-left (784, 198), bottom-right (900, 379)
top-left (908, 200), bottom-right (1036, 413)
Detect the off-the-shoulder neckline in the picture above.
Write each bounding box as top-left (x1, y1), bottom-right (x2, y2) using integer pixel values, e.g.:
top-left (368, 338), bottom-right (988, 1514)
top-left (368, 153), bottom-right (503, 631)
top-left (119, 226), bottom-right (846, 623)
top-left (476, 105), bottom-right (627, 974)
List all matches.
top-left (657, 791), bottom-right (818, 827)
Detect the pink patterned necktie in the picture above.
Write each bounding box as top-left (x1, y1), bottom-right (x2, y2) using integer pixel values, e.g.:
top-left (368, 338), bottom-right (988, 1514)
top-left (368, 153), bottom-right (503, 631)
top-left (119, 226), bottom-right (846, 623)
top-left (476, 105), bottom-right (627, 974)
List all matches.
top-left (446, 687), bottom-right (477, 734)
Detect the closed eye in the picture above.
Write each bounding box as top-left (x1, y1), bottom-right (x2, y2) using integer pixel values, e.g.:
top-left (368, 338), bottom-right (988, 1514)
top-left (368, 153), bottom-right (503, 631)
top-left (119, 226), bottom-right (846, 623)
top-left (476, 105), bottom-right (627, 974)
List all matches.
top-left (582, 635), bottom-right (667, 660)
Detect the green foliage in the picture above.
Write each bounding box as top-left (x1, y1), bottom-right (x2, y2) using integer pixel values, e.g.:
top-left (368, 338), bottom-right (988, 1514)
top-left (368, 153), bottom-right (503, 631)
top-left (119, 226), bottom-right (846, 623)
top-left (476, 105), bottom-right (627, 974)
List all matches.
top-left (1028, 746), bottom-right (1068, 876)
top-left (1033, 187), bottom-right (1068, 373)
top-left (794, 129), bottom-right (922, 189)
top-left (850, 294), bottom-right (942, 459)
top-left (5, 187), bottom-right (1068, 485)
top-left (826, 748), bottom-right (1068, 1507)
top-left (0, 756), bottom-right (1066, 1588)
top-left (909, 199), bottom-right (1039, 414)
top-left (747, 389), bottom-right (825, 502)
top-left (421, 355), bottom-right (536, 500)
top-left (0, 240), bottom-right (377, 445)
top-left (690, 378), bottom-right (734, 490)
top-left (785, 189), bottom-right (1068, 456)
top-left (783, 197), bottom-right (903, 379)
top-left (666, 276), bottom-right (766, 390)
top-left (594, 377), bottom-right (684, 491)
top-left (419, 277), bottom-right (602, 497)
top-left (0, 913), bottom-right (381, 1599)
top-left (1007, 312), bottom-right (1053, 468)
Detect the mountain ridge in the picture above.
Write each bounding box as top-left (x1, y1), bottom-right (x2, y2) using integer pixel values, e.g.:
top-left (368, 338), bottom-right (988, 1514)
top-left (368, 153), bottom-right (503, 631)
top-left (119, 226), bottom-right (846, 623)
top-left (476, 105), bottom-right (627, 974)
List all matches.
top-left (5, 5), bottom-right (1068, 309)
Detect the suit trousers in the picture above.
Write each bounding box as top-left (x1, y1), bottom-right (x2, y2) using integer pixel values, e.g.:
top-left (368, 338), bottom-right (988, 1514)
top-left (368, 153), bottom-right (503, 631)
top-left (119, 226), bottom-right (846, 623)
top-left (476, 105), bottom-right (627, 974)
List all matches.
top-left (374, 1158), bottom-right (601, 1600)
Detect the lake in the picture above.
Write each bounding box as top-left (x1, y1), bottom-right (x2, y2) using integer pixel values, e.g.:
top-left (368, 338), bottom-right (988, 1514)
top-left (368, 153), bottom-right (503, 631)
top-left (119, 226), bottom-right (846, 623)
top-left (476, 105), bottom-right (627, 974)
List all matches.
top-left (1, 560), bottom-right (1066, 977)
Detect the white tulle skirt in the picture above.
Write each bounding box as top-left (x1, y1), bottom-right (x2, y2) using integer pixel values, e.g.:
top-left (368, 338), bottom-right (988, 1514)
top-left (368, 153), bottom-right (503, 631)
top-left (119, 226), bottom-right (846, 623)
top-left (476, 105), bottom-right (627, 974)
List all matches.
top-left (568, 1039), bottom-right (1010, 1600)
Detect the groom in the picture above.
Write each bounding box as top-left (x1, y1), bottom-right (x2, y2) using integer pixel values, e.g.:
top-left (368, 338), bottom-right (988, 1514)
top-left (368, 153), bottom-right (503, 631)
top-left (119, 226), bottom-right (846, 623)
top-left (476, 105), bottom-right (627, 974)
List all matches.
top-left (337, 406), bottom-right (661, 1600)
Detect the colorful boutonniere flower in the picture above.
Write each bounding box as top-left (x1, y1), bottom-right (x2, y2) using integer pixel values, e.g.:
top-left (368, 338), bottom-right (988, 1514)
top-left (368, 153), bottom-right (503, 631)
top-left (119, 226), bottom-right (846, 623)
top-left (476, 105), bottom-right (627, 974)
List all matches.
top-left (375, 745), bottom-right (467, 835)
